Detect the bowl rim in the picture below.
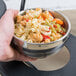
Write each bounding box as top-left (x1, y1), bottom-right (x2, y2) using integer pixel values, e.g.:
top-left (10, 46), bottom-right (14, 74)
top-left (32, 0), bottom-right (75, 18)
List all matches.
top-left (14, 8), bottom-right (71, 45)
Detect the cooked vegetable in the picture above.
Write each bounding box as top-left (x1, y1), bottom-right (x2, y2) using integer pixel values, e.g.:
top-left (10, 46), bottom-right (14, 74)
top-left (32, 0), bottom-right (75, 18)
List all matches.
top-left (53, 18), bottom-right (63, 25)
top-left (41, 34), bottom-right (50, 41)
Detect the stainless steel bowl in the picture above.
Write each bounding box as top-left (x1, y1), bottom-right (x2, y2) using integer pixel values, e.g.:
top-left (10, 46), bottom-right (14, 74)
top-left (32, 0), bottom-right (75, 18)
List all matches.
top-left (12, 8), bottom-right (71, 58)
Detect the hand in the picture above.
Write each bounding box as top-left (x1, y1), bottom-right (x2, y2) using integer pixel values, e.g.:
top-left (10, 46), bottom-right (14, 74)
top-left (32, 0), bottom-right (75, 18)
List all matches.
top-left (0, 9), bottom-right (36, 62)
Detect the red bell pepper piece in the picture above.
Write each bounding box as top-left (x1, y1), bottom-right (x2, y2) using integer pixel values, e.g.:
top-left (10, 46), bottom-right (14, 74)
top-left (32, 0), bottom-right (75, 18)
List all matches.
top-left (26, 19), bottom-right (29, 22)
top-left (54, 25), bottom-right (57, 28)
top-left (61, 32), bottom-right (66, 35)
top-left (60, 31), bottom-right (66, 35)
top-left (41, 34), bottom-right (50, 40)
top-left (47, 27), bottom-right (51, 32)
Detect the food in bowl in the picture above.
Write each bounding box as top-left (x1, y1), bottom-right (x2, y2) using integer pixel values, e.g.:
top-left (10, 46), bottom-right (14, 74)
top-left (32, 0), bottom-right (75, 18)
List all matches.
top-left (14, 8), bottom-right (66, 43)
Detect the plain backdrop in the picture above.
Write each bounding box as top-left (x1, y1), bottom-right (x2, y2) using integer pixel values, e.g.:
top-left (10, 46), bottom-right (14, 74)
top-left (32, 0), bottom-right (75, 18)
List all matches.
top-left (4, 0), bottom-right (76, 10)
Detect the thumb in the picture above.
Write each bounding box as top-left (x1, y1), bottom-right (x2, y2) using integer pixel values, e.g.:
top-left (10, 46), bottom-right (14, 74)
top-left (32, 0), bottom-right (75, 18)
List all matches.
top-left (5, 9), bottom-right (19, 18)
top-left (13, 10), bottom-right (19, 18)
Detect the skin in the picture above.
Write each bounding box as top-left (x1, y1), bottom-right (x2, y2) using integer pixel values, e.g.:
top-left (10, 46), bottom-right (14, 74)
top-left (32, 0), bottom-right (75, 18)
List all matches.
top-left (0, 9), bottom-right (36, 62)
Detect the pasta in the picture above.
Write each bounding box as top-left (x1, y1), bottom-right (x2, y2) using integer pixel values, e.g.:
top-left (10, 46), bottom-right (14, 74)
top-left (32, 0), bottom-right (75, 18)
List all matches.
top-left (14, 8), bottom-right (66, 43)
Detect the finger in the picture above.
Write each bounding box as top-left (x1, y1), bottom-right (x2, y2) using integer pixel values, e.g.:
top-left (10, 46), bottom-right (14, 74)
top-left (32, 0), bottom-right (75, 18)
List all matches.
top-left (13, 10), bottom-right (19, 18)
top-left (5, 46), bottom-right (37, 62)
top-left (20, 55), bottom-right (37, 61)
top-left (17, 55), bottom-right (37, 61)
top-left (15, 51), bottom-right (37, 61)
